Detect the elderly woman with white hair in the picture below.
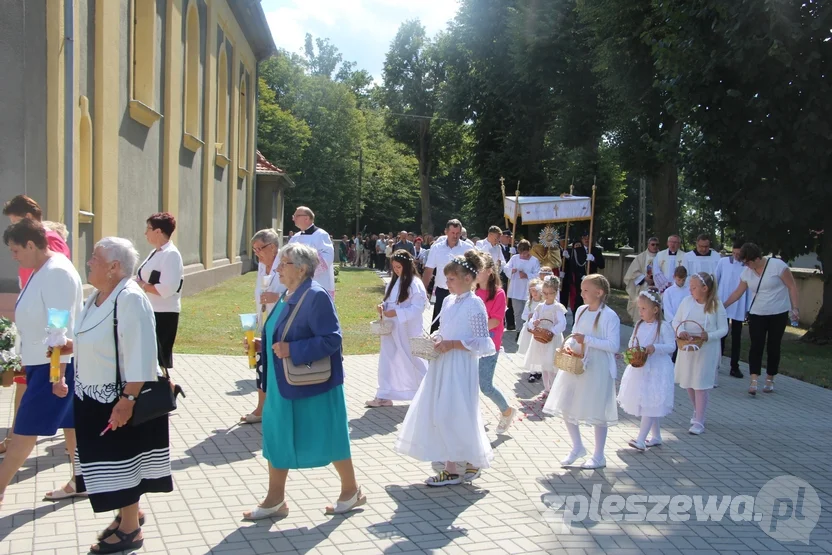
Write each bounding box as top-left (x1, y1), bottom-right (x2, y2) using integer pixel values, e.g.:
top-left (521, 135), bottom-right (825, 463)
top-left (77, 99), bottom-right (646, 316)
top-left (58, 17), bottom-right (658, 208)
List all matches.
top-left (243, 242), bottom-right (365, 519)
top-left (53, 237), bottom-right (175, 554)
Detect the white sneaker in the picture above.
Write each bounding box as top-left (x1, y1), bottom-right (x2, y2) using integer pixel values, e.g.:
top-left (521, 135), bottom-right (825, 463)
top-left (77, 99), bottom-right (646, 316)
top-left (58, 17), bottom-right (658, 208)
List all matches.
top-left (495, 408), bottom-right (517, 434)
top-left (581, 456), bottom-right (606, 470)
top-left (689, 423), bottom-right (705, 435)
top-left (560, 446), bottom-right (587, 467)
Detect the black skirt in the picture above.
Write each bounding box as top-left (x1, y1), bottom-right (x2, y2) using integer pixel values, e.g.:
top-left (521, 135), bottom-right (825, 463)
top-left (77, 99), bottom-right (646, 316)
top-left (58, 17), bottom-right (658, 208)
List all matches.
top-left (154, 312), bottom-right (180, 369)
top-left (74, 393), bottom-right (173, 512)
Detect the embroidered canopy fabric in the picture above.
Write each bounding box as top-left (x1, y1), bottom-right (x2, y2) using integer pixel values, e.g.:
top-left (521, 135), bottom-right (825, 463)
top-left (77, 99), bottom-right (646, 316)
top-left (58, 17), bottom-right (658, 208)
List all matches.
top-left (504, 195), bottom-right (592, 224)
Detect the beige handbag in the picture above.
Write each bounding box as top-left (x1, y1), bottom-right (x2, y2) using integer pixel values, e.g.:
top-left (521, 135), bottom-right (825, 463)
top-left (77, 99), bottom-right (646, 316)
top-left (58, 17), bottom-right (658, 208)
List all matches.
top-left (280, 289), bottom-right (332, 386)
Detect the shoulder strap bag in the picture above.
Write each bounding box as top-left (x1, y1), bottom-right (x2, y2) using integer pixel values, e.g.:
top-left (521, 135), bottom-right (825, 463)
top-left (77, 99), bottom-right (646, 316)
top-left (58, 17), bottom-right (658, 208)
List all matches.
top-left (280, 289), bottom-right (332, 386)
top-left (745, 258), bottom-right (770, 323)
top-left (113, 291), bottom-right (177, 426)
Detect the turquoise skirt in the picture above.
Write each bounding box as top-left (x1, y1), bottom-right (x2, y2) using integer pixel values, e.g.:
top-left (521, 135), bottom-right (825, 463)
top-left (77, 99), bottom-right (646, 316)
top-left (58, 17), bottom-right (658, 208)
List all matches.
top-left (261, 302), bottom-right (351, 469)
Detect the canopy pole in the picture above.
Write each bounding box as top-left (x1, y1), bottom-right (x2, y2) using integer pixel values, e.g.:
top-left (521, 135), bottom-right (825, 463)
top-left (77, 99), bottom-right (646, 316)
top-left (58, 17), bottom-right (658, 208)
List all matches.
top-left (562, 181), bottom-right (574, 272)
top-left (500, 177), bottom-right (509, 229)
top-left (586, 176), bottom-right (597, 275)
top-left (511, 183), bottom-right (520, 243)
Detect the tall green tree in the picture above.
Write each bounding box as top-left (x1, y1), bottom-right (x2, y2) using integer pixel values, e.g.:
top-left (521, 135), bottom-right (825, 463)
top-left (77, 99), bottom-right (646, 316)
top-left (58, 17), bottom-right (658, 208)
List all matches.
top-left (381, 20), bottom-right (447, 234)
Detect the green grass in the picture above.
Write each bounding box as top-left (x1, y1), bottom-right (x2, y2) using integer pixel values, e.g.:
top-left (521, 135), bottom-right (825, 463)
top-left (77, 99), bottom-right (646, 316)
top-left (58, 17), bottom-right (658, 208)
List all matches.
top-left (607, 289), bottom-right (831, 388)
top-left (177, 267), bottom-right (385, 357)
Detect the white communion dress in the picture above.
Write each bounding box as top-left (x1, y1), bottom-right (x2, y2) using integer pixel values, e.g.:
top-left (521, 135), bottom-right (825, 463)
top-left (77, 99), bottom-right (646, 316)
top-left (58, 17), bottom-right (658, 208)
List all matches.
top-left (517, 300), bottom-right (540, 354)
top-left (673, 297), bottom-right (728, 390)
top-left (617, 320), bottom-right (676, 417)
top-left (523, 301), bottom-right (567, 372)
top-left (394, 292), bottom-right (496, 468)
top-left (376, 278), bottom-right (429, 400)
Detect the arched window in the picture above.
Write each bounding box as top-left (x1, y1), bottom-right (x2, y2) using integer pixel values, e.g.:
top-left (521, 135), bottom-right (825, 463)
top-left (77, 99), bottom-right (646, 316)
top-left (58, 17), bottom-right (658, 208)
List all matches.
top-left (79, 96), bottom-right (93, 223)
top-left (183, 0), bottom-right (202, 149)
top-left (132, 0), bottom-right (155, 107)
top-left (216, 42), bottom-right (228, 163)
top-left (238, 74), bottom-right (248, 169)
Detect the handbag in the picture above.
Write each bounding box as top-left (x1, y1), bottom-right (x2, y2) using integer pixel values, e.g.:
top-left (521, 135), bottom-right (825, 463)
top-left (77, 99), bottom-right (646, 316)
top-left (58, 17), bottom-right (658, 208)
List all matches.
top-left (113, 291), bottom-right (177, 426)
top-left (280, 289), bottom-right (332, 386)
top-left (745, 258), bottom-right (769, 323)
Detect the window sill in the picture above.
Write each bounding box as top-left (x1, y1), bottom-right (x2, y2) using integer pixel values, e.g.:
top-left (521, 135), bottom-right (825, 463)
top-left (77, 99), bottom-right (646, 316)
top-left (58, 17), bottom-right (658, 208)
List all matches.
top-left (238, 166), bottom-right (251, 177)
top-left (79, 210), bottom-right (94, 224)
top-left (128, 100), bottom-right (162, 128)
top-left (183, 133), bottom-right (204, 153)
top-left (215, 150), bottom-right (231, 168)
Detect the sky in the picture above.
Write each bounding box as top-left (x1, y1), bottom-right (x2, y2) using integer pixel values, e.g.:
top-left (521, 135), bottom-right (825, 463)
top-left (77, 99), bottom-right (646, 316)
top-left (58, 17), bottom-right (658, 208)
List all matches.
top-left (261, 0), bottom-right (461, 81)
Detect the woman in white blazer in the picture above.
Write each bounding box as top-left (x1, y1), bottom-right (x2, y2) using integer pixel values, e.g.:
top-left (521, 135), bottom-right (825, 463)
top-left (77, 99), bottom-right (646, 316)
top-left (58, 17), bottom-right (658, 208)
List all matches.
top-left (0, 219), bottom-right (83, 505)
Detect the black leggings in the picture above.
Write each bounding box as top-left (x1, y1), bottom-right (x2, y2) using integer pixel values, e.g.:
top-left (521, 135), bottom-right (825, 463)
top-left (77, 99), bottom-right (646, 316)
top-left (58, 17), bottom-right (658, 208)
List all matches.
top-left (747, 312), bottom-right (788, 377)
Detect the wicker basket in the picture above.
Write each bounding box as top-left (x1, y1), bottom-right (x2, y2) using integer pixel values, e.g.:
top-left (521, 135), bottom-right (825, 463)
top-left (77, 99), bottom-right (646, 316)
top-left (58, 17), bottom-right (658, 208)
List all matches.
top-left (675, 320), bottom-right (706, 351)
top-left (555, 335), bottom-right (585, 375)
top-left (369, 316), bottom-right (393, 336)
top-left (531, 318), bottom-right (555, 344)
top-left (625, 321), bottom-right (649, 368)
top-left (410, 334), bottom-right (441, 361)
top-left (1, 371), bottom-right (14, 388)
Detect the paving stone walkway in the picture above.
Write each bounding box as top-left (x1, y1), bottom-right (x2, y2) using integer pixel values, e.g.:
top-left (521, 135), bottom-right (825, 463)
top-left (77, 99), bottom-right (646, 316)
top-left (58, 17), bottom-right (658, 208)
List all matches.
top-left (0, 287), bottom-right (830, 554)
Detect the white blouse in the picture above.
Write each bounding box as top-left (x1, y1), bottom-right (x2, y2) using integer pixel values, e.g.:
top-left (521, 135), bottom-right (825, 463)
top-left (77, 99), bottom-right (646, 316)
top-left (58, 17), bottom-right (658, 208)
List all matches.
top-left (741, 258), bottom-right (792, 316)
top-left (73, 279), bottom-right (160, 403)
top-left (137, 241), bottom-right (184, 313)
top-left (437, 292), bottom-right (496, 356)
top-left (255, 256), bottom-right (284, 330)
top-left (15, 254), bottom-right (83, 366)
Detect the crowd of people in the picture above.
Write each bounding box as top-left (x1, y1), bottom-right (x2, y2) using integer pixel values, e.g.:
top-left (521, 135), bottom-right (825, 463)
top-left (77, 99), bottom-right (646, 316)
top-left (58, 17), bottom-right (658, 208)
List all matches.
top-left (0, 195), bottom-right (803, 547)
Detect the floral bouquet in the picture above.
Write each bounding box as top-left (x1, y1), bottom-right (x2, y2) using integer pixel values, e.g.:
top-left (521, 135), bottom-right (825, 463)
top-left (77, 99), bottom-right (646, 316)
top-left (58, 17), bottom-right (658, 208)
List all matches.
top-left (45, 308), bottom-right (71, 383)
top-left (0, 317), bottom-right (22, 387)
top-left (240, 314), bottom-right (258, 369)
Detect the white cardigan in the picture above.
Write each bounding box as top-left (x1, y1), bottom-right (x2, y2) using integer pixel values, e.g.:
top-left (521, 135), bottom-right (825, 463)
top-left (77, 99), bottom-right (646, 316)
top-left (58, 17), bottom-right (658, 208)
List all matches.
top-left (73, 279), bottom-right (159, 403)
top-left (15, 253), bottom-right (83, 366)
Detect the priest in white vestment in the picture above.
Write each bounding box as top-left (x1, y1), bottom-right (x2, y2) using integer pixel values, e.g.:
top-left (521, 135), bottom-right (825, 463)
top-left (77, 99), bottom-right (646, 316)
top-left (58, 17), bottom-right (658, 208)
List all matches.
top-left (287, 206), bottom-right (336, 296)
top-left (623, 237), bottom-right (659, 322)
top-left (653, 234), bottom-right (685, 292)
top-left (682, 234), bottom-right (722, 279)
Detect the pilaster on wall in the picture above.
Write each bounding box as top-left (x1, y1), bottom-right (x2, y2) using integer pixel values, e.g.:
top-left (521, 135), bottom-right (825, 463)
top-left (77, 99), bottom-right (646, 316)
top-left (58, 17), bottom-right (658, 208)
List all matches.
top-left (200, 3), bottom-right (218, 268)
top-left (93, 0), bottom-right (119, 240)
top-left (46, 0), bottom-right (66, 223)
top-left (226, 42), bottom-right (240, 261)
top-left (162, 0), bottom-right (183, 218)
top-left (71, 0), bottom-right (80, 262)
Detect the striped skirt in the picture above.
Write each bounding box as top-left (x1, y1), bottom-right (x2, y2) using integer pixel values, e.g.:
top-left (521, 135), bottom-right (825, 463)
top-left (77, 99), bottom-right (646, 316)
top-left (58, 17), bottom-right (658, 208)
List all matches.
top-left (74, 393), bottom-right (173, 512)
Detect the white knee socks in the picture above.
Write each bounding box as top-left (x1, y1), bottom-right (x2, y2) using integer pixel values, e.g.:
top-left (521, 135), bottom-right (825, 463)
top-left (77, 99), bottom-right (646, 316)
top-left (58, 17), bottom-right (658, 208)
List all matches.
top-left (650, 417), bottom-right (662, 442)
top-left (694, 390), bottom-right (709, 426)
top-left (593, 425), bottom-right (608, 461)
top-left (565, 422), bottom-right (584, 453)
top-left (636, 416), bottom-right (653, 444)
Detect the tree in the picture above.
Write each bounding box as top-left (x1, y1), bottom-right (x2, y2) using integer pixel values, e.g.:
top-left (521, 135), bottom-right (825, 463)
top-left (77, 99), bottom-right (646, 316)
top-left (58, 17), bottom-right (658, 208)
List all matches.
top-left (652, 0), bottom-right (832, 340)
top-left (382, 20), bottom-right (446, 234)
top-left (303, 34), bottom-right (343, 78)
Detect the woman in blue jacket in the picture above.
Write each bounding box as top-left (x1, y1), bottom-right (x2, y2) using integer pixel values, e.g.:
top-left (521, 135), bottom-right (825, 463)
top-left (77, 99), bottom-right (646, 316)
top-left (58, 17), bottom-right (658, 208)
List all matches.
top-left (243, 242), bottom-right (365, 519)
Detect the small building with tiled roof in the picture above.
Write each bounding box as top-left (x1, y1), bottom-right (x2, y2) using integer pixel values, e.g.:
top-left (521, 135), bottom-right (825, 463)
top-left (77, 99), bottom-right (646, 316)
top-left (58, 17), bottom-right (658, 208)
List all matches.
top-left (255, 150), bottom-right (294, 249)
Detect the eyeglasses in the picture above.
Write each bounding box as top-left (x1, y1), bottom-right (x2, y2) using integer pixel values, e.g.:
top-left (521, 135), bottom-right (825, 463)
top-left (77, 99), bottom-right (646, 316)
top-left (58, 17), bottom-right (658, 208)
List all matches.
top-left (252, 244), bottom-right (276, 254)
top-left (276, 261), bottom-right (294, 269)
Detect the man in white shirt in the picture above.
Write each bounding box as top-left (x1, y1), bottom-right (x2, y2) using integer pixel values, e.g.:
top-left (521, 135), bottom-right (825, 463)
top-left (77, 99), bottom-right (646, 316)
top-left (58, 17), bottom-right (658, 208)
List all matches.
top-left (476, 226), bottom-right (504, 272)
top-left (499, 231), bottom-right (517, 329)
top-left (682, 234), bottom-right (722, 278)
top-left (287, 206), bottom-right (336, 297)
top-left (654, 234), bottom-right (685, 291)
top-left (715, 238), bottom-right (749, 378)
top-left (422, 219), bottom-right (474, 332)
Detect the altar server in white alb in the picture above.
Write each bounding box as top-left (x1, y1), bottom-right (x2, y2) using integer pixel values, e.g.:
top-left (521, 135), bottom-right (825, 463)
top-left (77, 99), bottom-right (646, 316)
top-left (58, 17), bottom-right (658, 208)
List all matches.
top-left (714, 238), bottom-right (750, 379)
top-left (682, 234), bottom-right (721, 279)
top-left (288, 206), bottom-right (336, 297)
top-left (368, 250), bottom-right (428, 407)
top-left (503, 240), bottom-right (541, 329)
top-left (673, 272), bottom-right (727, 436)
top-left (654, 234), bottom-right (685, 292)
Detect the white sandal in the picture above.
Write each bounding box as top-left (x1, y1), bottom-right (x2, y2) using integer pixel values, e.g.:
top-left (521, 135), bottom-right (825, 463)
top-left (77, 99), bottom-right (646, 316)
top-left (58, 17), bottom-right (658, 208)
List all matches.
top-left (240, 413), bottom-right (263, 424)
top-left (325, 487), bottom-right (367, 514)
top-left (243, 499), bottom-right (289, 520)
top-left (43, 480), bottom-right (86, 501)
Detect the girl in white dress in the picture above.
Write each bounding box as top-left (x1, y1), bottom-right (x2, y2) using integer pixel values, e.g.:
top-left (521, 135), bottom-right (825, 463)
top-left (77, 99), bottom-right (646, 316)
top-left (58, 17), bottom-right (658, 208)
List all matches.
top-left (524, 276), bottom-right (567, 397)
top-left (543, 274), bottom-right (620, 470)
top-left (518, 279), bottom-right (542, 363)
top-left (368, 250), bottom-right (428, 407)
top-left (618, 290), bottom-right (676, 451)
top-left (394, 251), bottom-right (495, 486)
top-left (673, 272), bottom-right (728, 435)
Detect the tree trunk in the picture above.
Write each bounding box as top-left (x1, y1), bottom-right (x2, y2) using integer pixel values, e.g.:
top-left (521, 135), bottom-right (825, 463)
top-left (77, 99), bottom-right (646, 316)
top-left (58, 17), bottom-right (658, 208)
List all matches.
top-left (651, 118), bottom-right (682, 241)
top-left (802, 218), bottom-right (832, 344)
top-left (418, 120), bottom-right (433, 234)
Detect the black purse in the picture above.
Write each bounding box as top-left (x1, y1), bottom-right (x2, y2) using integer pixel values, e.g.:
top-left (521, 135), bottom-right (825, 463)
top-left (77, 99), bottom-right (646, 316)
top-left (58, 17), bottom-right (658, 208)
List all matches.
top-left (113, 291), bottom-right (177, 426)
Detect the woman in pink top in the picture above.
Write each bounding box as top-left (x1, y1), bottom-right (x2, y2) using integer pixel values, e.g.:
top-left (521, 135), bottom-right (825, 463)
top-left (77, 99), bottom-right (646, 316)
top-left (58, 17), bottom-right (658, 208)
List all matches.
top-left (474, 252), bottom-right (517, 434)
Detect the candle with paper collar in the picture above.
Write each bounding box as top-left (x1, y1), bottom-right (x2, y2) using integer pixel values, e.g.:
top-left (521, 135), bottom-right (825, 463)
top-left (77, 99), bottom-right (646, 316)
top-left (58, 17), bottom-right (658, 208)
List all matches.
top-left (239, 314), bottom-right (258, 369)
top-left (46, 308), bottom-right (71, 383)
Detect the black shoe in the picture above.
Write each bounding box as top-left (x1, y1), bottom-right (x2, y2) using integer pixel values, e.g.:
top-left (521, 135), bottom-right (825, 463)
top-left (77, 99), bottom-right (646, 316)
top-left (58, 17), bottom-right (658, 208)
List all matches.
top-left (528, 374), bottom-right (538, 383)
top-left (174, 384), bottom-right (186, 399)
top-left (91, 527), bottom-right (143, 554)
top-left (98, 515), bottom-right (145, 541)
top-left (729, 369), bottom-right (744, 378)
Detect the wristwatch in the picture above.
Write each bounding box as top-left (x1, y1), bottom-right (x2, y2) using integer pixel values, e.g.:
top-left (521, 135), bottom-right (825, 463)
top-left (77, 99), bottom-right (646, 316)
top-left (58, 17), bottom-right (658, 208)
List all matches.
top-left (121, 393), bottom-right (138, 402)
